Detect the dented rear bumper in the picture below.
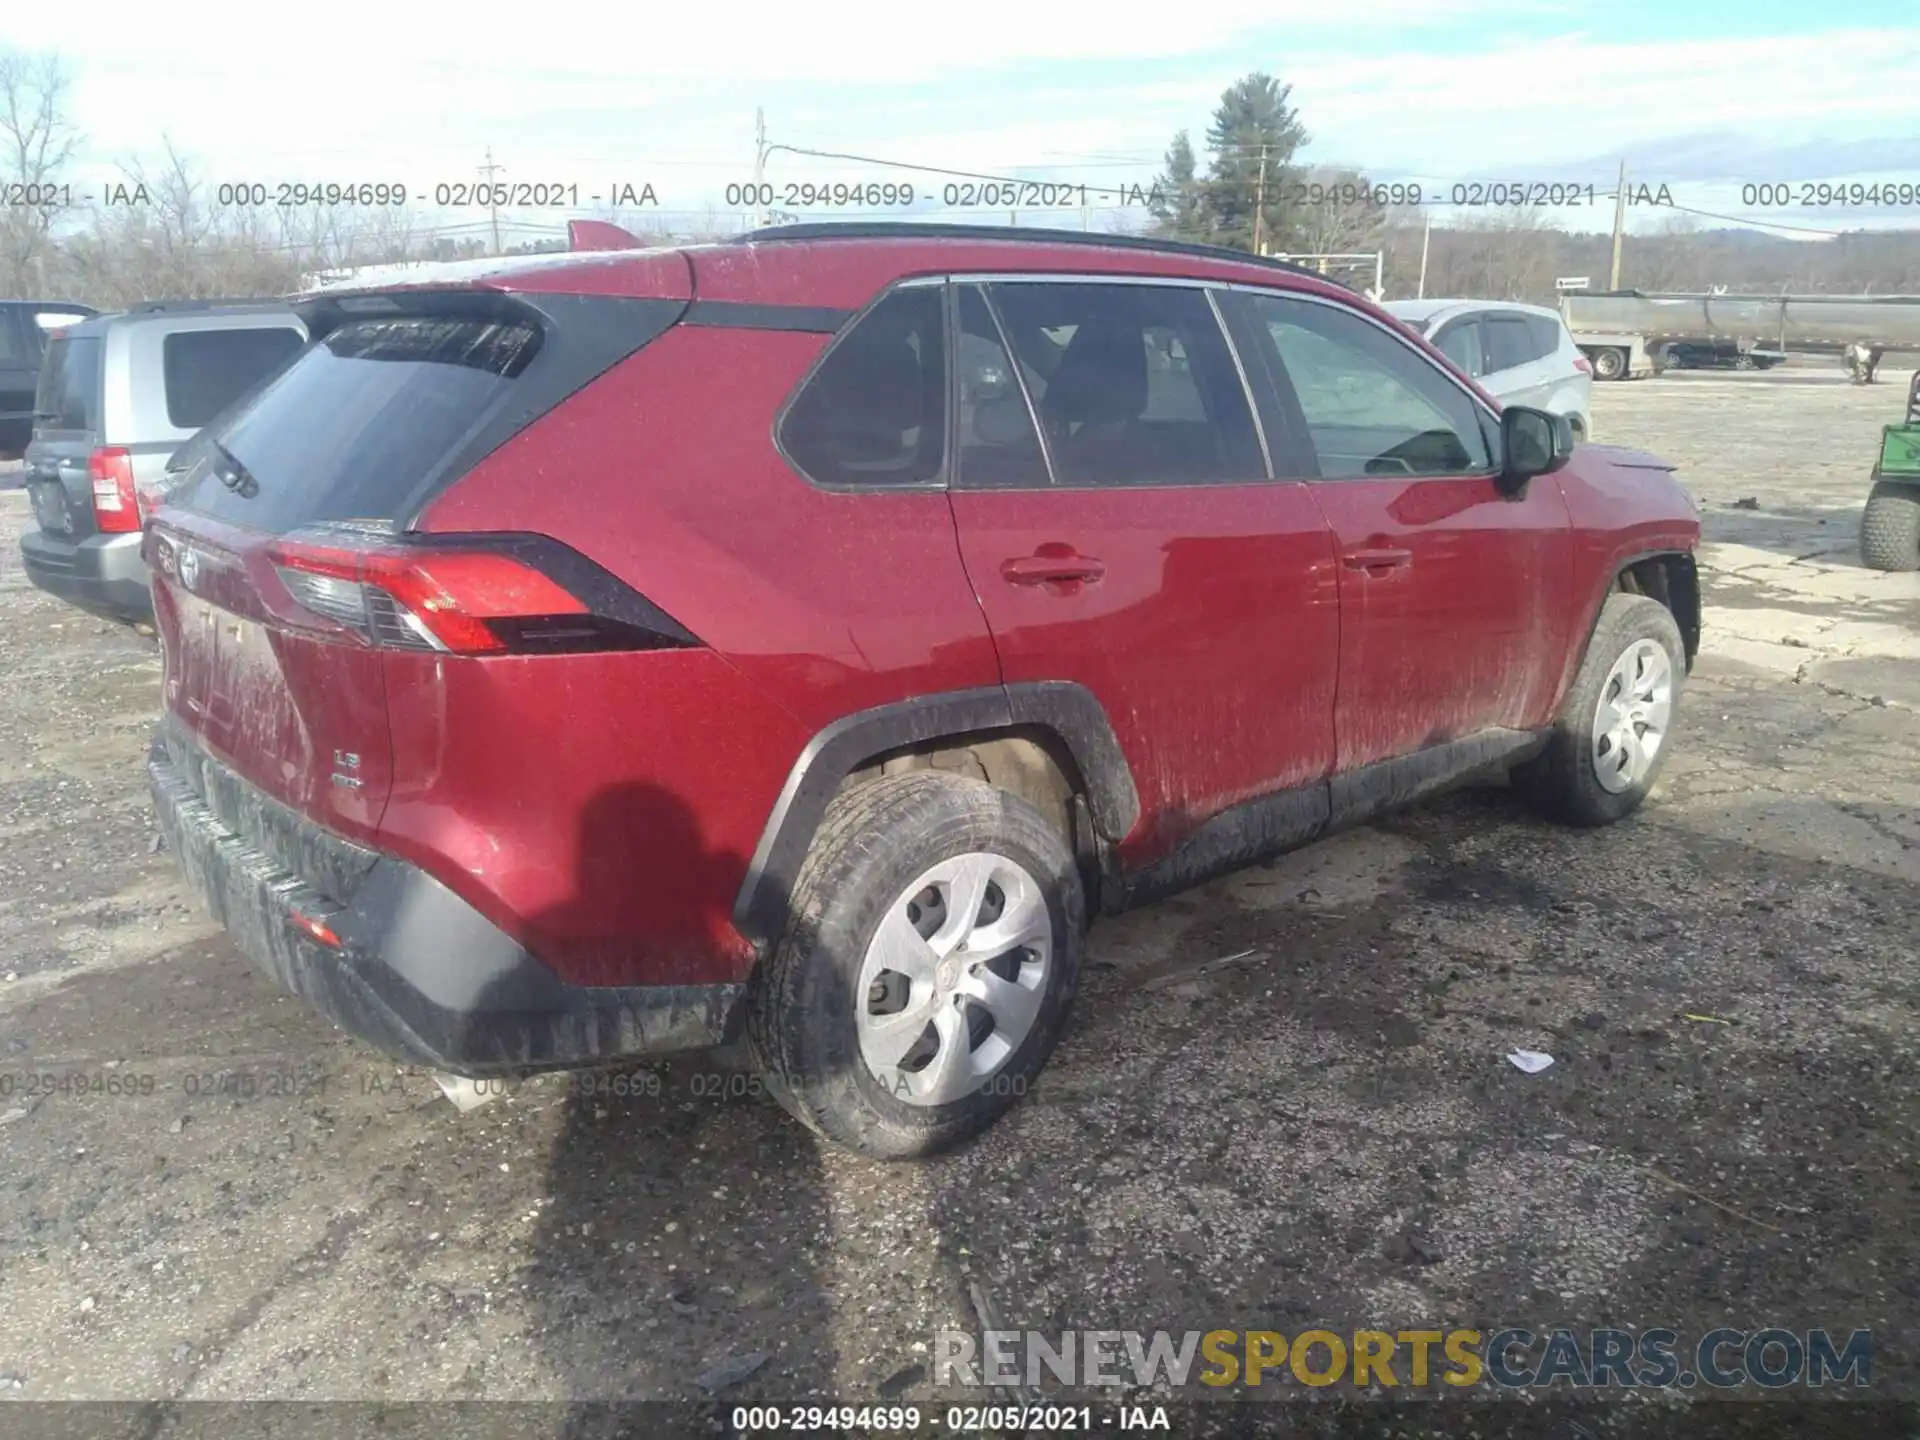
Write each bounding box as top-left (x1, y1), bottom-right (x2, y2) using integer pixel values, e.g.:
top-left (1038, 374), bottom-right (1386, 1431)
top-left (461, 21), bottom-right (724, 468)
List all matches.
top-left (147, 726), bottom-right (741, 1076)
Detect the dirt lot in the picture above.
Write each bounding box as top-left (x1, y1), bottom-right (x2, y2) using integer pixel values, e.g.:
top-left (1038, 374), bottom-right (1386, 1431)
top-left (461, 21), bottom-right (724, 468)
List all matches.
top-left (0, 371), bottom-right (1917, 1435)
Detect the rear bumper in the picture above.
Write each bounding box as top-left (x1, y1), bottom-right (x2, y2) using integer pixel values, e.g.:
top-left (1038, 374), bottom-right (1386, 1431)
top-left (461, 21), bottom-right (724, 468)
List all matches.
top-left (20, 527), bottom-right (153, 624)
top-left (147, 729), bottom-right (742, 1076)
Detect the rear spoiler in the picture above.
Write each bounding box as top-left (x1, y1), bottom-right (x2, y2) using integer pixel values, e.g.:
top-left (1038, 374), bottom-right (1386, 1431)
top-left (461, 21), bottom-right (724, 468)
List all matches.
top-left (289, 220), bottom-right (658, 334)
top-left (567, 219), bottom-right (645, 252)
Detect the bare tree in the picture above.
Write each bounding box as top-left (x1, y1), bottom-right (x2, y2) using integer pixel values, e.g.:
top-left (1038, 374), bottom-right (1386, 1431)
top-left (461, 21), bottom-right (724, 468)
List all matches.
top-left (0, 47), bottom-right (80, 294)
top-left (1289, 166), bottom-right (1387, 260)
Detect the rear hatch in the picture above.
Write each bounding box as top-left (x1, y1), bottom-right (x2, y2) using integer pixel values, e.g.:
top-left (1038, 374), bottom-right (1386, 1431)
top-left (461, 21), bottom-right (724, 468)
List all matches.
top-left (23, 330), bottom-right (105, 538)
top-left (146, 273), bottom-right (691, 845)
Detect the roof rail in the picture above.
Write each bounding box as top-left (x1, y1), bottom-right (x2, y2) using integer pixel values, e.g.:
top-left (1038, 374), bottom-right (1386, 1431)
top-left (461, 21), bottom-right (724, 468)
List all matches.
top-left (121, 297), bottom-right (294, 314)
top-left (731, 222), bottom-right (1326, 280)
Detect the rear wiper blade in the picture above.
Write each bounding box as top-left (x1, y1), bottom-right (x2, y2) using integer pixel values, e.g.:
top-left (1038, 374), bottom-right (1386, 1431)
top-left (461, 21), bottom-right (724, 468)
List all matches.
top-left (207, 438), bottom-right (260, 499)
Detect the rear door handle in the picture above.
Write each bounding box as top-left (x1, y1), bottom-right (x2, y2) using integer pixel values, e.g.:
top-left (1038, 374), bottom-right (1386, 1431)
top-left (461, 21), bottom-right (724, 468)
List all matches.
top-left (1002, 552), bottom-right (1106, 586)
top-left (1342, 547), bottom-right (1413, 572)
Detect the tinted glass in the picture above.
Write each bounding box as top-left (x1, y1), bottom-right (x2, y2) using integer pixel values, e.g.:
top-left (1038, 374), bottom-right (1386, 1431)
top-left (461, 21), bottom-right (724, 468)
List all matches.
top-left (987, 282), bottom-right (1262, 486)
top-left (162, 327), bottom-right (306, 430)
top-left (955, 286), bottom-right (1049, 488)
top-left (34, 336), bottom-right (101, 431)
top-left (1433, 319), bottom-right (1484, 377)
top-left (0, 309), bottom-right (30, 365)
top-left (1525, 314), bottom-right (1566, 360)
top-left (1251, 294), bottom-right (1491, 478)
top-left (171, 315), bottom-right (541, 532)
top-left (1485, 316), bottom-right (1536, 374)
top-left (780, 288), bottom-right (945, 489)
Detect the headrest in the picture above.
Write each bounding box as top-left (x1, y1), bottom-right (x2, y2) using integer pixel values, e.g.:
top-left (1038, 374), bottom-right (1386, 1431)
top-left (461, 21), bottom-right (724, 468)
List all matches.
top-left (1045, 319), bottom-right (1146, 426)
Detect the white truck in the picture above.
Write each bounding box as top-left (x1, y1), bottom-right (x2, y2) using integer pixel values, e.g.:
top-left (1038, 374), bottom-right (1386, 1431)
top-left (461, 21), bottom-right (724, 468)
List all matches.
top-left (1560, 291), bottom-right (1920, 380)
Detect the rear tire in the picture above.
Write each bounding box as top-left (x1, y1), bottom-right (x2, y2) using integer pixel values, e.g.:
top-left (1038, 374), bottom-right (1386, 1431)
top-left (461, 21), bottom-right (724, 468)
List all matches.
top-left (1518, 594), bottom-right (1686, 827)
top-left (1861, 480), bottom-right (1920, 572)
top-left (1592, 347), bottom-right (1626, 381)
top-left (748, 770), bottom-right (1084, 1160)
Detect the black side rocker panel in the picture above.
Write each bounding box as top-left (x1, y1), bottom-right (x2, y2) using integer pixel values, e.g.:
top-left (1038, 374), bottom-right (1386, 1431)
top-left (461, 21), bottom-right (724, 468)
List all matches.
top-left (732, 683), bottom-right (1545, 942)
top-left (731, 681), bottom-right (1141, 947)
top-left (1120, 727), bottom-right (1547, 909)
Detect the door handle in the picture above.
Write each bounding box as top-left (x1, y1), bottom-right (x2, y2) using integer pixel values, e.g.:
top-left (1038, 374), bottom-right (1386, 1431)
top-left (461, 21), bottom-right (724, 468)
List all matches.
top-left (1342, 547), bottom-right (1413, 572)
top-left (1002, 552), bottom-right (1106, 586)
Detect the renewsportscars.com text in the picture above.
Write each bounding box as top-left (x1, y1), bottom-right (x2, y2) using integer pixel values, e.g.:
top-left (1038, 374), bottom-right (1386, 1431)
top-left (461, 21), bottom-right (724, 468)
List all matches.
top-left (934, 1327), bottom-right (1873, 1390)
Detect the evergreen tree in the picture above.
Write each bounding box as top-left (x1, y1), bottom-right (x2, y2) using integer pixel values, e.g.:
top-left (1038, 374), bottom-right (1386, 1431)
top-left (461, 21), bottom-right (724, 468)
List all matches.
top-left (1149, 130), bottom-right (1205, 241)
top-left (1201, 73), bottom-right (1308, 253)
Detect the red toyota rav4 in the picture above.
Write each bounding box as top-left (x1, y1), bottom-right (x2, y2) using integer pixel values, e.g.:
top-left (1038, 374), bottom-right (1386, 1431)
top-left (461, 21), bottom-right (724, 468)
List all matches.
top-left (145, 224), bottom-right (1699, 1158)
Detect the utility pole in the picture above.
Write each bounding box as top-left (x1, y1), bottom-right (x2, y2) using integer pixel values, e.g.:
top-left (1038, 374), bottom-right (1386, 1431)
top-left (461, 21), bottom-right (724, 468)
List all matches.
top-left (752, 108), bottom-right (768, 228)
top-left (1608, 160), bottom-right (1627, 290)
top-left (1251, 143), bottom-right (1270, 255)
top-left (478, 148), bottom-right (504, 255)
top-left (1417, 215), bottom-right (1431, 299)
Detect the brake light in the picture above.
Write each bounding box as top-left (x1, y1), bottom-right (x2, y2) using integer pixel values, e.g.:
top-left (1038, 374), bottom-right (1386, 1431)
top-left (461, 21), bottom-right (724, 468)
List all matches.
top-left (266, 538), bottom-right (589, 655)
top-left (1572, 355), bottom-right (1592, 375)
top-left (89, 448), bottom-right (141, 533)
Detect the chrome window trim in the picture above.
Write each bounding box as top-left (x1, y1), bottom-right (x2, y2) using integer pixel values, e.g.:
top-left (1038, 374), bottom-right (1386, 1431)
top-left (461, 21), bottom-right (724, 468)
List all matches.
top-left (962, 281), bottom-right (1060, 488)
top-left (1207, 287), bottom-right (1273, 479)
top-left (904, 271), bottom-right (1217, 290)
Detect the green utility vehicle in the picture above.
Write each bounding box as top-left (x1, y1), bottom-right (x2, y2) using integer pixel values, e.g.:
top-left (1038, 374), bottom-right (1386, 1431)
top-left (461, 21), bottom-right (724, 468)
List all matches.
top-left (1861, 371), bottom-right (1920, 571)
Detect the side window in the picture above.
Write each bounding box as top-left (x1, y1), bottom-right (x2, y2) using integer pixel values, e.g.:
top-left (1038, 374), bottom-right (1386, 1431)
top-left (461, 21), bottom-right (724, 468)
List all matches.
top-left (1525, 314), bottom-right (1566, 360)
top-left (1484, 316), bottom-right (1536, 375)
top-left (986, 282), bottom-right (1263, 486)
top-left (34, 336), bottom-right (101, 431)
top-left (162, 327), bottom-right (306, 430)
top-left (779, 288), bottom-right (946, 489)
top-left (1248, 293), bottom-right (1492, 479)
top-left (955, 286), bottom-right (1049, 489)
top-left (0, 309), bottom-right (29, 365)
top-left (1432, 319), bottom-right (1484, 378)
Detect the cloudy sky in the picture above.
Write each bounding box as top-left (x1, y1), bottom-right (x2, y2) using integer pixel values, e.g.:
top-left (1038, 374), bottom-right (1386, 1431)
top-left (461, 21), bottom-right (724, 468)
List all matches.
top-left (3, 0), bottom-right (1915, 243)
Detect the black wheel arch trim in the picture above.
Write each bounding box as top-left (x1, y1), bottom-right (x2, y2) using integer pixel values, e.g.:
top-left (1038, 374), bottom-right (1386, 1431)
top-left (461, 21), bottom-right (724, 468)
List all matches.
top-left (1566, 548), bottom-right (1701, 695)
top-left (732, 681), bottom-right (1140, 947)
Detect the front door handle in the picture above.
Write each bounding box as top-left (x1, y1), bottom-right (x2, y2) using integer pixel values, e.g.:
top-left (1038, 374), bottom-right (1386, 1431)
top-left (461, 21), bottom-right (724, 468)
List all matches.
top-left (1342, 547), bottom-right (1413, 573)
top-left (1002, 551), bottom-right (1106, 586)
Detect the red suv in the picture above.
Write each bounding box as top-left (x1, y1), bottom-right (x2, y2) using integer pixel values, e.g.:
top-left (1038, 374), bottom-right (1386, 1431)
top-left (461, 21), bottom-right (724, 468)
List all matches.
top-left (144, 224), bottom-right (1700, 1158)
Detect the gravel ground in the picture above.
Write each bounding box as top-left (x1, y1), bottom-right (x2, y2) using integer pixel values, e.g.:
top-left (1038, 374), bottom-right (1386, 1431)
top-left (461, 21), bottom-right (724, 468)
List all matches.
top-left (0, 373), bottom-right (1916, 1437)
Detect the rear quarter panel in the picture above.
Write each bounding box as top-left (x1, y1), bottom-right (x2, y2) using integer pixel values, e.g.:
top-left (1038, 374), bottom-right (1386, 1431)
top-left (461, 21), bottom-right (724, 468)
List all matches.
top-left (411, 323), bottom-right (1004, 986)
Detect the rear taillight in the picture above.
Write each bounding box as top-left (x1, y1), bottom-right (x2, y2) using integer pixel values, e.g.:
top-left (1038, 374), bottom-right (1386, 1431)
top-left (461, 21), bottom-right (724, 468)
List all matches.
top-left (266, 538), bottom-right (594, 655)
top-left (89, 448), bottom-right (141, 533)
top-left (1572, 355), bottom-right (1593, 375)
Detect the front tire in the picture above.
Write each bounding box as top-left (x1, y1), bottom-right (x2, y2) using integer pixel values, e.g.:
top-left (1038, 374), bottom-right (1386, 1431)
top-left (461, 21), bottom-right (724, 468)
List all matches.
top-left (1519, 594), bottom-right (1686, 827)
top-left (1861, 480), bottom-right (1920, 571)
top-left (748, 770), bottom-right (1084, 1159)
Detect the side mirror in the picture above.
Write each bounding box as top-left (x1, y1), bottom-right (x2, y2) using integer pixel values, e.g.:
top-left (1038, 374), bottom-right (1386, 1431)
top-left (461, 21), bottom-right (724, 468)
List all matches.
top-left (1497, 406), bottom-right (1575, 496)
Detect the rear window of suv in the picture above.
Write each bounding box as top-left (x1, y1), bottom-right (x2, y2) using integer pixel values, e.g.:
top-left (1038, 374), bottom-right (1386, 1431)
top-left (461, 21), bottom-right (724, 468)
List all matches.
top-left (34, 336), bottom-right (101, 431)
top-left (172, 315), bottom-right (541, 532)
top-left (162, 326), bottom-right (306, 430)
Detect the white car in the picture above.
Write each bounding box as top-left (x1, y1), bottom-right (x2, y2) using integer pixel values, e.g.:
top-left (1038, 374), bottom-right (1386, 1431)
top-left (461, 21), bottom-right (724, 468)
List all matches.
top-left (1383, 299), bottom-right (1593, 440)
